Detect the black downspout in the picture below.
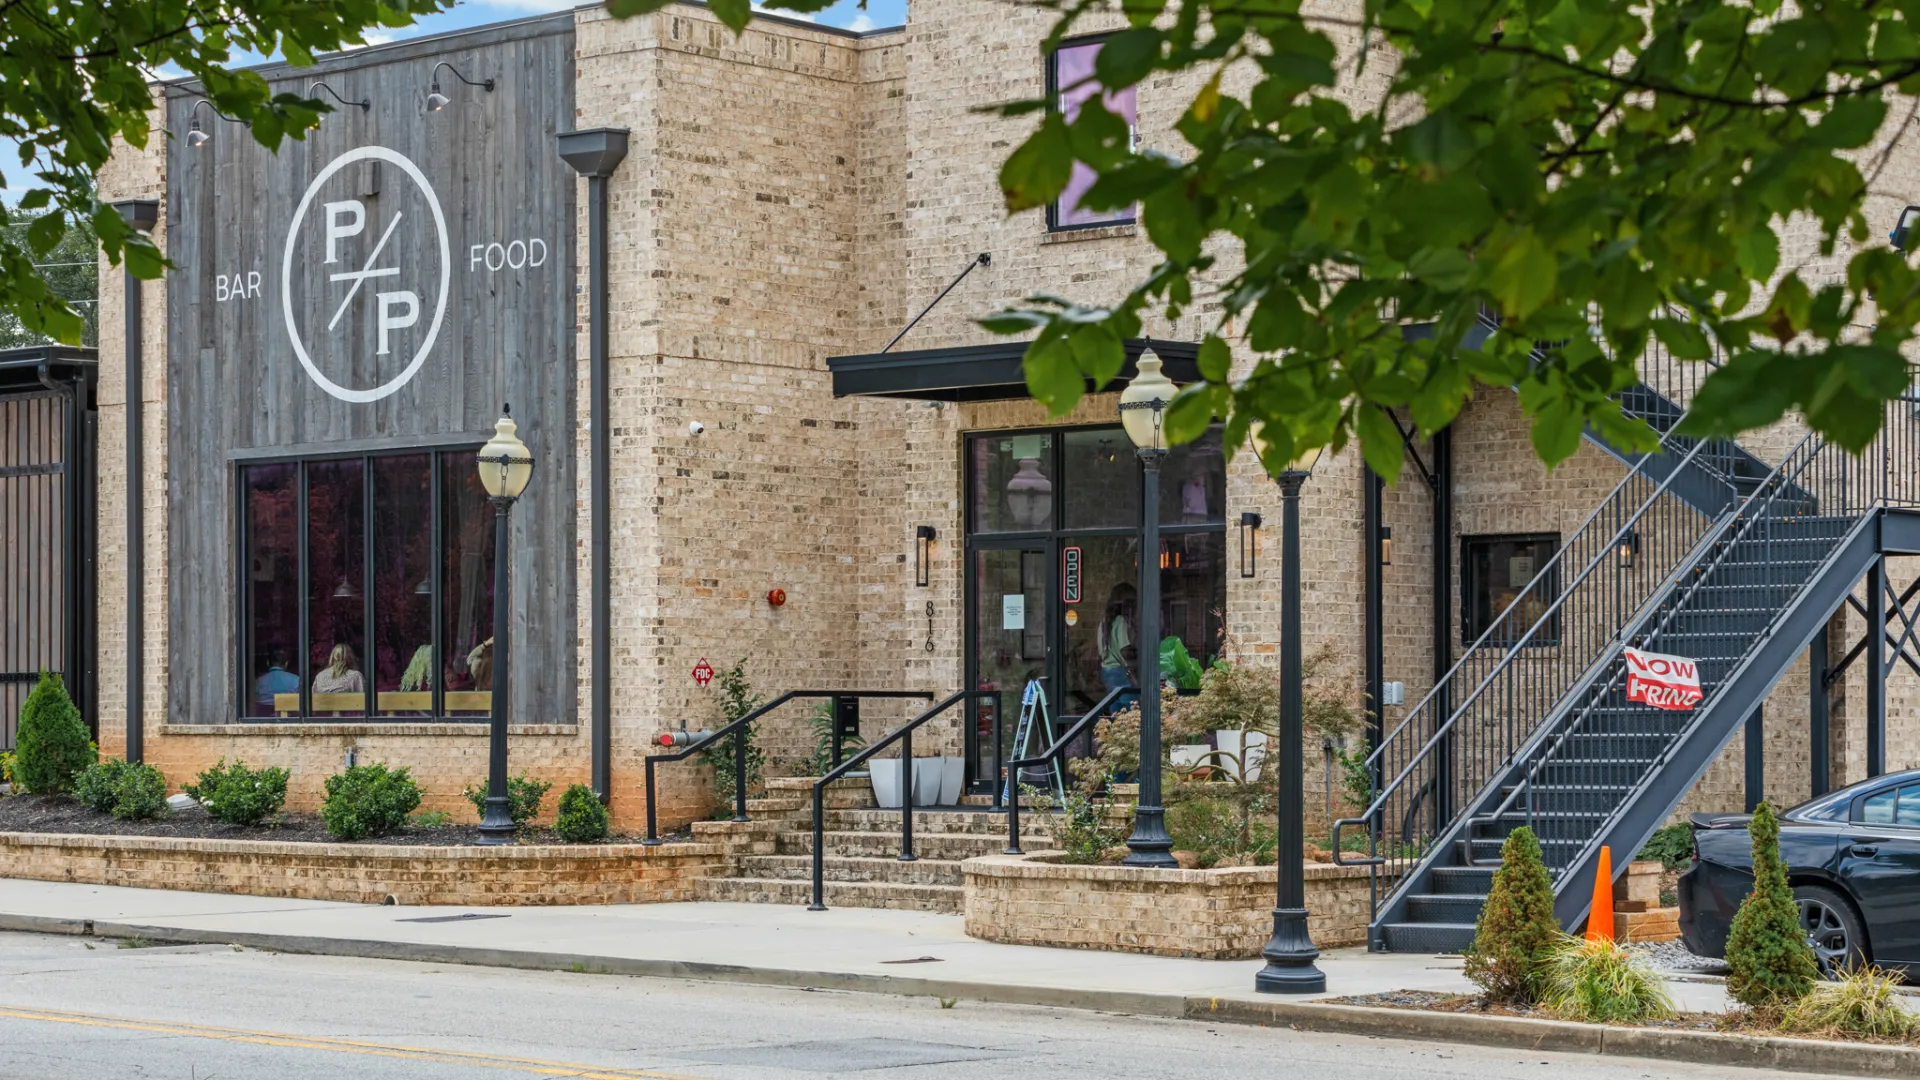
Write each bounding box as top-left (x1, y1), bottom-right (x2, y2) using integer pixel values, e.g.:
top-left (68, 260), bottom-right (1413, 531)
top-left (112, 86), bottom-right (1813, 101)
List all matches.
top-left (1809, 628), bottom-right (1829, 798)
top-left (1743, 706), bottom-right (1764, 812)
top-left (1430, 426), bottom-right (1453, 824)
top-left (112, 200), bottom-right (159, 763)
top-left (558, 129), bottom-right (630, 803)
top-left (1867, 556), bottom-right (1887, 778)
top-left (1363, 464), bottom-right (1384, 751)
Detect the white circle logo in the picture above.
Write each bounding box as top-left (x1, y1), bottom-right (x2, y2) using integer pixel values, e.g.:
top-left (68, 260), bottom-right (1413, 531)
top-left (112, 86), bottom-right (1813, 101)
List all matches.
top-left (281, 145), bottom-right (450, 403)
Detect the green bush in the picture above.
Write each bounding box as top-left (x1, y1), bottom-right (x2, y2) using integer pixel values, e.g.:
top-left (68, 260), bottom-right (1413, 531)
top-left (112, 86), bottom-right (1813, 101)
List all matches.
top-left (701, 660), bottom-right (766, 815)
top-left (1025, 779), bottom-right (1126, 864)
top-left (1637, 822), bottom-right (1694, 871)
top-left (462, 774), bottom-right (552, 831)
top-left (1541, 933), bottom-right (1676, 1024)
top-left (1725, 802), bottom-right (1819, 1013)
top-left (321, 763), bottom-right (422, 841)
top-left (1780, 965), bottom-right (1919, 1040)
top-left (1464, 826), bottom-right (1561, 1005)
top-left (184, 759), bottom-right (289, 826)
top-left (554, 784), bottom-right (610, 843)
top-left (797, 700), bottom-right (864, 776)
top-left (74, 759), bottom-right (167, 821)
top-left (13, 671), bottom-right (95, 794)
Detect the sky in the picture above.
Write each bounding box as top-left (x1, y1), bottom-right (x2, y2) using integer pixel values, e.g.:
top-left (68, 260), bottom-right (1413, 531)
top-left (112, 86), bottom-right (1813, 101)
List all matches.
top-left (1, 0), bottom-right (908, 204)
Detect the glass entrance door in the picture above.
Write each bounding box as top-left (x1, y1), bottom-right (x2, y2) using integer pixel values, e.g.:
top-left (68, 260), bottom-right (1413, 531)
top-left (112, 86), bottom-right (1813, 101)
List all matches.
top-left (969, 543), bottom-right (1053, 796)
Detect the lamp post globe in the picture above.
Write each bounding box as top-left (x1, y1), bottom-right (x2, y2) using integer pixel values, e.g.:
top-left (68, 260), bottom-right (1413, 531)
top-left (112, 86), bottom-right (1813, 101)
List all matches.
top-left (476, 405), bottom-right (535, 845)
top-left (1118, 349), bottom-right (1178, 868)
top-left (1250, 423), bottom-right (1328, 994)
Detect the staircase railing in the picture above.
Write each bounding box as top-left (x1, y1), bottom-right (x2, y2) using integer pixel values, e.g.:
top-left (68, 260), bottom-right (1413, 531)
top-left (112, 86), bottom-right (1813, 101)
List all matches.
top-left (641, 688), bottom-right (934, 843)
top-left (808, 689), bottom-right (995, 911)
top-left (1002, 683), bottom-right (1136, 855)
top-left (1332, 432), bottom-right (1737, 906)
top-left (1502, 398), bottom-right (1920, 881)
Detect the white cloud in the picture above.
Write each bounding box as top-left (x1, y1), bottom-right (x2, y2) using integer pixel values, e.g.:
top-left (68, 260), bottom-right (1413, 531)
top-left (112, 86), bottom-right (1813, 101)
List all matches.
top-left (754, 1), bottom-right (815, 21)
top-left (845, 12), bottom-right (875, 30)
top-left (464, 0), bottom-right (578, 10)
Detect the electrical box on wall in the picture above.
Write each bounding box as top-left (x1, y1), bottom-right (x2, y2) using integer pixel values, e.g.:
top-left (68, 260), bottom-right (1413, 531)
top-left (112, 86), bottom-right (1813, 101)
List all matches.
top-left (1382, 681), bottom-right (1405, 707)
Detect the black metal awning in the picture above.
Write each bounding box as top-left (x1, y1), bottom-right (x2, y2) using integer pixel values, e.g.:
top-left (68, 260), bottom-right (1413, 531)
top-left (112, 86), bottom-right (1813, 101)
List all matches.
top-left (827, 338), bottom-right (1201, 402)
top-left (0, 346), bottom-right (97, 395)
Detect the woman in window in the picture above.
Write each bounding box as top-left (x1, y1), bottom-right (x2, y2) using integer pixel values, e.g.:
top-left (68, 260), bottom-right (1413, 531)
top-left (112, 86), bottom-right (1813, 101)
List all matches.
top-left (1098, 583), bottom-right (1137, 691)
top-left (312, 643), bottom-right (365, 695)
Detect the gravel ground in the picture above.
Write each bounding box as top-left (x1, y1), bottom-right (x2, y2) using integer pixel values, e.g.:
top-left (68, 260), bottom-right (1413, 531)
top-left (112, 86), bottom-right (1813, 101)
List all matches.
top-left (0, 793), bottom-right (672, 846)
top-left (1627, 938), bottom-right (1729, 975)
top-left (1332, 989), bottom-right (1724, 1030)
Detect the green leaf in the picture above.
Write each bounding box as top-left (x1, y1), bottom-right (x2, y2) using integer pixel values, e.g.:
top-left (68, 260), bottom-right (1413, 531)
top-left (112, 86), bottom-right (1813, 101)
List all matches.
top-left (1091, 28), bottom-right (1163, 88)
top-left (1484, 230), bottom-right (1557, 319)
top-left (1356, 406), bottom-right (1405, 480)
top-left (1196, 334), bottom-right (1231, 382)
top-left (1736, 226), bottom-right (1781, 282)
top-left (1649, 318), bottom-right (1712, 361)
top-left (1069, 324), bottom-right (1126, 389)
top-left (1164, 383), bottom-right (1219, 445)
top-left (1000, 113), bottom-right (1074, 214)
top-left (706, 0), bottom-right (754, 31)
top-left (1023, 336), bottom-right (1084, 416)
top-left (980, 310), bottom-right (1051, 335)
top-left (1808, 96), bottom-right (1887, 150)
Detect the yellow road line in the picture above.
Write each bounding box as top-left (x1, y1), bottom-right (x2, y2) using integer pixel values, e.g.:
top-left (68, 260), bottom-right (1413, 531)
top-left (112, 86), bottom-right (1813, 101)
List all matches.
top-left (0, 1004), bottom-right (712, 1079)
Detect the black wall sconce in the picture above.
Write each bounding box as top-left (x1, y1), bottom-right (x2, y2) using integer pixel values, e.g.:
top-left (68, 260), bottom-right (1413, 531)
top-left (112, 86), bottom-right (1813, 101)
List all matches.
top-left (185, 98), bottom-right (247, 148)
top-left (427, 61), bottom-right (496, 112)
top-left (1378, 525), bottom-right (1392, 567)
top-left (1617, 528), bottom-right (1640, 570)
top-left (307, 81), bottom-right (372, 117)
top-left (915, 525), bottom-right (937, 588)
top-left (1238, 511), bottom-right (1261, 578)
top-left (1894, 206), bottom-right (1920, 253)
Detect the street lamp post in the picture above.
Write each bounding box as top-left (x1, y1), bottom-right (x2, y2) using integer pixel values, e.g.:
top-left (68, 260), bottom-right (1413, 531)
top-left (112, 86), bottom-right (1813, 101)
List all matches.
top-left (1117, 349), bottom-right (1178, 869)
top-left (1253, 429), bottom-right (1327, 994)
top-left (475, 405), bottom-right (536, 846)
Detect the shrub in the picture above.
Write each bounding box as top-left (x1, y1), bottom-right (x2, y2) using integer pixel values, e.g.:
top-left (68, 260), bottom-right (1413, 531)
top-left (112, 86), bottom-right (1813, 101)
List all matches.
top-left (1541, 934), bottom-right (1676, 1024)
top-left (410, 810), bottom-right (453, 828)
top-left (1464, 826), bottom-right (1561, 1005)
top-left (462, 774), bottom-right (552, 830)
top-left (1638, 822), bottom-right (1694, 871)
top-left (74, 759), bottom-right (167, 821)
top-left (701, 660), bottom-right (767, 815)
top-left (797, 700), bottom-right (865, 776)
top-left (321, 763), bottom-right (422, 841)
top-left (13, 671), bottom-right (94, 794)
top-left (555, 784), bottom-right (610, 843)
top-left (1725, 801), bottom-right (1818, 1013)
top-left (1025, 779), bottom-right (1125, 864)
top-left (184, 759), bottom-right (289, 826)
top-left (1780, 965), bottom-right (1919, 1040)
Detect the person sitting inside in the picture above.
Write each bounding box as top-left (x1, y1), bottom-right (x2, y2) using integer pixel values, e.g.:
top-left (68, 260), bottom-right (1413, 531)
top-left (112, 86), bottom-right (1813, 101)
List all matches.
top-left (253, 649), bottom-right (300, 712)
top-left (312, 643), bottom-right (365, 696)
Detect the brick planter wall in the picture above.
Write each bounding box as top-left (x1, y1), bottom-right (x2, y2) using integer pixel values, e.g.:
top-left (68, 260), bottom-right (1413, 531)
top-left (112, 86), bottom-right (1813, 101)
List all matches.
top-left (0, 832), bottom-right (726, 906)
top-left (962, 853), bottom-right (1384, 959)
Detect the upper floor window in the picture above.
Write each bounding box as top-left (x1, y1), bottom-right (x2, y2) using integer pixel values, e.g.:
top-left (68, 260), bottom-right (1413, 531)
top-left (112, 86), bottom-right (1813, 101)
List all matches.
top-left (1049, 37), bottom-right (1138, 231)
top-left (1463, 533), bottom-right (1561, 646)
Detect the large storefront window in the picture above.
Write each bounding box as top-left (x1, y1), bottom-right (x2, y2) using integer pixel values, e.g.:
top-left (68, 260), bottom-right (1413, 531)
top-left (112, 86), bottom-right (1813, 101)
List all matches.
top-left (240, 448), bottom-right (491, 720)
top-left (966, 425), bottom-right (1227, 789)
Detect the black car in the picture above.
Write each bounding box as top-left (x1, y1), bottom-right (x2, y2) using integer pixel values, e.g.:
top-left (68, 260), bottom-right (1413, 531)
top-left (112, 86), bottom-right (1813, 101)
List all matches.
top-left (1678, 768), bottom-right (1920, 974)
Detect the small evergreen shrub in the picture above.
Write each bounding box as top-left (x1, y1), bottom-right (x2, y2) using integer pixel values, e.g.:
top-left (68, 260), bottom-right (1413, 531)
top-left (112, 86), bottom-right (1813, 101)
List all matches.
top-left (184, 759), bottom-right (289, 826)
top-left (1025, 780), bottom-right (1126, 864)
top-left (321, 763), bottom-right (422, 841)
top-left (462, 774), bottom-right (552, 831)
top-left (74, 759), bottom-right (167, 821)
top-left (1725, 802), bottom-right (1818, 1013)
top-left (701, 660), bottom-right (766, 816)
top-left (13, 671), bottom-right (95, 794)
top-left (73, 759), bottom-right (131, 814)
top-left (1464, 826), bottom-right (1561, 1005)
top-left (554, 784), bottom-right (610, 843)
top-left (1781, 965), bottom-right (1919, 1040)
top-left (1637, 822), bottom-right (1694, 870)
top-left (1541, 933), bottom-right (1675, 1024)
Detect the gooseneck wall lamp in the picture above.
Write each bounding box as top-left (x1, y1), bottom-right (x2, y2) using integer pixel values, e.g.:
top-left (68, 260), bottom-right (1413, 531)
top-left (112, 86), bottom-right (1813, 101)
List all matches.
top-left (475, 405), bottom-right (536, 846)
top-left (184, 98), bottom-right (247, 149)
top-left (427, 62), bottom-right (496, 112)
top-left (306, 81), bottom-right (371, 116)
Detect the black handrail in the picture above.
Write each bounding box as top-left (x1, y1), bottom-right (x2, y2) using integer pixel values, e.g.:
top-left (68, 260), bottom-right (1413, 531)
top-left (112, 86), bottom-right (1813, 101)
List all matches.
top-left (642, 688), bottom-right (934, 843)
top-left (1002, 684), bottom-right (1136, 855)
top-left (808, 690), bottom-right (991, 910)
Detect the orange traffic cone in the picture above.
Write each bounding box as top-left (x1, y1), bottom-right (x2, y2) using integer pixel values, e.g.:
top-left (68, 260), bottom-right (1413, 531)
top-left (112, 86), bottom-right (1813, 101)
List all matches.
top-left (1586, 845), bottom-right (1615, 943)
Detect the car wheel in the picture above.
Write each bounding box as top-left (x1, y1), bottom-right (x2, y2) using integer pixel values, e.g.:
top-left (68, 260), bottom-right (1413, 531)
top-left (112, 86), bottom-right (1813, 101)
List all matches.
top-left (1794, 883), bottom-right (1868, 977)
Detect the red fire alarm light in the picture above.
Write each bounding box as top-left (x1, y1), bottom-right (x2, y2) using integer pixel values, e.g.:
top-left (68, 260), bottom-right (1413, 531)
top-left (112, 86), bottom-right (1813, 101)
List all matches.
top-left (766, 588), bottom-right (787, 607)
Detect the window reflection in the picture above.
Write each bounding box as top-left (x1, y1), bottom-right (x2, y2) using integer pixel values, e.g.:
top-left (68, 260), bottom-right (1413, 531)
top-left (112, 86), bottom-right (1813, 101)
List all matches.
top-left (244, 464), bottom-right (299, 718)
top-left (969, 433), bottom-right (1054, 533)
top-left (441, 452), bottom-right (495, 717)
top-left (307, 460), bottom-right (366, 716)
top-left (373, 455), bottom-right (433, 717)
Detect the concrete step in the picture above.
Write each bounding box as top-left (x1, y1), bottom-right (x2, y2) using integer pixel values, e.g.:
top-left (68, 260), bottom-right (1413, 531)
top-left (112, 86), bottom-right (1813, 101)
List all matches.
top-left (737, 854), bottom-right (965, 887)
top-left (693, 875), bottom-right (961, 913)
top-left (822, 808), bottom-right (1045, 835)
top-left (776, 830), bottom-right (1051, 860)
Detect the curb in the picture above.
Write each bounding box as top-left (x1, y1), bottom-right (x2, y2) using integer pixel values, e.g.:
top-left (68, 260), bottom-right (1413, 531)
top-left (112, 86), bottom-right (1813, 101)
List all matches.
top-left (6, 912), bottom-right (1917, 1078)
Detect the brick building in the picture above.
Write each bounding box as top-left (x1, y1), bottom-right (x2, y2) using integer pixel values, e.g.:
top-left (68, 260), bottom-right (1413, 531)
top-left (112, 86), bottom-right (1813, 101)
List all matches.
top-left (52, 1), bottom-right (1920, 943)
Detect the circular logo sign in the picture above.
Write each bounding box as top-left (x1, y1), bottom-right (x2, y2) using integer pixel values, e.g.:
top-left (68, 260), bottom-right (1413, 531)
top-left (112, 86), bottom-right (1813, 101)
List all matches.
top-left (281, 145), bottom-right (450, 403)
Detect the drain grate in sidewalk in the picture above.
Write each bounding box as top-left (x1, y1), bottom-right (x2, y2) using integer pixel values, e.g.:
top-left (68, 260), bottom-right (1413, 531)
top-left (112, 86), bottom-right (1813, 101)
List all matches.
top-left (395, 913), bottom-right (512, 924)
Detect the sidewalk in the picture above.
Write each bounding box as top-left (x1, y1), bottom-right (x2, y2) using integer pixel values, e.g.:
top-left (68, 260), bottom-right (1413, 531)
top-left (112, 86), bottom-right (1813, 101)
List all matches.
top-left (3, 879), bottom-right (1912, 1078)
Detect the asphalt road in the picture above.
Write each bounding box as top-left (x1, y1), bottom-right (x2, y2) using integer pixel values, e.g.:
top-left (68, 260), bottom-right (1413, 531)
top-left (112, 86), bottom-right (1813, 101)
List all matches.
top-left (0, 930), bottom-right (1860, 1080)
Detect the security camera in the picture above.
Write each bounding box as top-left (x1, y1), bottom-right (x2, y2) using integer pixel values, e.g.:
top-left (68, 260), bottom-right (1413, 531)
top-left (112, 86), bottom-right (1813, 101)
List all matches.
top-left (688, 421), bottom-right (705, 436)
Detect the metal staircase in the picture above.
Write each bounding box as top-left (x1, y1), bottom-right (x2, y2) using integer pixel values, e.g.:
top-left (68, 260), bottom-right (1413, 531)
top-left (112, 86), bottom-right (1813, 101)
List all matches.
top-left (1337, 340), bottom-right (1920, 952)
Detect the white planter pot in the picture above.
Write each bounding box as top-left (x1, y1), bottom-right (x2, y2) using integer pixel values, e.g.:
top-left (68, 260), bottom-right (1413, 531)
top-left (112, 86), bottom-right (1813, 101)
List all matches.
top-left (870, 759), bottom-right (903, 809)
top-left (911, 757), bottom-right (944, 807)
top-left (1170, 744), bottom-right (1210, 770)
top-left (938, 756), bottom-right (965, 806)
top-left (1214, 730), bottom-right (1270, 782)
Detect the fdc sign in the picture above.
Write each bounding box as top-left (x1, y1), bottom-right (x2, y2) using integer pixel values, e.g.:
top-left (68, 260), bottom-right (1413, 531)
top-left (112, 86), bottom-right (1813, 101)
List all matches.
top-left (1623, 646), bottom-right (1703, 711)
top-left (281, 145), bottom-right (450, 404)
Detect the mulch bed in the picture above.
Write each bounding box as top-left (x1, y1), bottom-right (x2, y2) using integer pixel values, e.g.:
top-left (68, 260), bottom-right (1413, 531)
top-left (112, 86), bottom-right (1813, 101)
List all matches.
top-left (1331, 990), bottom-right (1920, 1046)
top-left (0, 794), bottom-right (684, 847)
